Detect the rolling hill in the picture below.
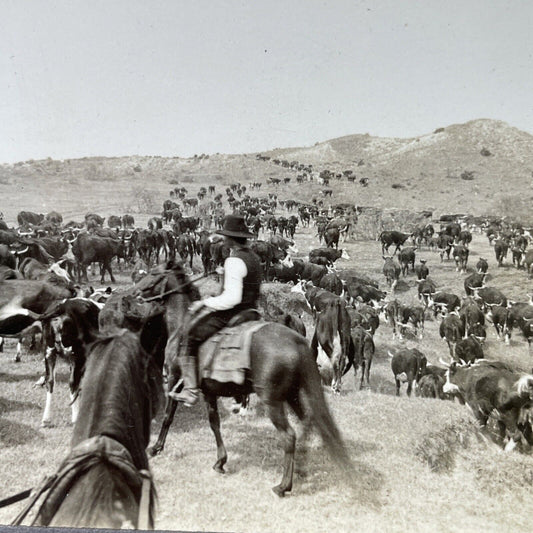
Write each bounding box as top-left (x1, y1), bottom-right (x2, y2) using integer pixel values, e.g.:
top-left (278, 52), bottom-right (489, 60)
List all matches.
top-left (1, 118), bottom-right (532, 223)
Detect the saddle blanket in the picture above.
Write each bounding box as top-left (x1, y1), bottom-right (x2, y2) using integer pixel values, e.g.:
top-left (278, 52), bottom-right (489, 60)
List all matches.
top-left (198, 321), bottom-right (268, 385)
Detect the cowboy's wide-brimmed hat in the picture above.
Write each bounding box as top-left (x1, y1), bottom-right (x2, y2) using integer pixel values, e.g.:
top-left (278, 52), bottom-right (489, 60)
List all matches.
top-left (216, 215), bottom-right (255, 239)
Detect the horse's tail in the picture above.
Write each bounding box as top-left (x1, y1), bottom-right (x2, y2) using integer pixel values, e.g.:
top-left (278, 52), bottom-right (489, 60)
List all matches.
top-left (297, 337), bottom-right (355, 477)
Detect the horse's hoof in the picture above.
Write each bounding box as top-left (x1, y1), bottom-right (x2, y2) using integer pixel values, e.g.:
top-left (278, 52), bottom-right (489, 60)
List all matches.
top-left (149, 446), bottom-right (162, 457)
top-left (213, 464), bottom-right (225, 474)
top-left (272, 485), bottom-right (286, 498)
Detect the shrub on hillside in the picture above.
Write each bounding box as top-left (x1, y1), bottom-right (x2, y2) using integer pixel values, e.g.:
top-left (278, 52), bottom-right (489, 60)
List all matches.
top-left (480, 147), bottom-right (492, 157)
top-left (415, 417), bottom-right (478, 472)
top-left (434, 127), bottom-right (445, 133)
top-left (391, 183), bottom-right (405, 189)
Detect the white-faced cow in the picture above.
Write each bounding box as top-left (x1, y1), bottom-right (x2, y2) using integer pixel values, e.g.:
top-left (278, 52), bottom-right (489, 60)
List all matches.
top-left (442, 360), bottom-right (533, 451)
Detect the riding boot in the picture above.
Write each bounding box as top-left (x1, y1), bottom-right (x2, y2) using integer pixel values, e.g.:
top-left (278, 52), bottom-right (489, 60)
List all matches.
top-left (168, 351), bottom-right (200, 407)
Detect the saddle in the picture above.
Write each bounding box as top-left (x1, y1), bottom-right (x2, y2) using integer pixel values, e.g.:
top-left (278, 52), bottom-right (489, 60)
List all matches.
top-left (197, 309), bottom-right (267, 385)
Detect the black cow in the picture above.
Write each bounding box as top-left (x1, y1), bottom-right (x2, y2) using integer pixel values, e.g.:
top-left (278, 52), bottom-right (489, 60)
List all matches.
top-left (416, 365), bottom-right (447, 400)
top-left (442, 360), bottom-right (533, 451)
top-left (389, 348), bottom-right (427, 397)
top-left (290, 281), bottom-right (340, 317)
top-left (417, 278), bottom-right (437, 304)
top-left (344, 279), bottom-right (386, 307)
top-left (470, 286), bottom-right (508, 310)
top-left (122, 214), bottom-right (135, 228)
top-left (427, 291), bottom-right (461, 316)
top-left (379, 231), bottom-right (412, 254)
top-left (439, 312), bottom-right (465, 357)
top-left (451, 244), bottom-right (469, 272)
top-left (107, 215), bottom-right (122, 229)
top-left (72, 232), bottom-right (122, 283)
top-left (250, 240), bottom-right (286, 280)
top-left (347, 325), bottom-right (374, 389)
top-left (485, 305), bottom-right (509, 340)
top-left (476, 258), bottom-right (488, 274)
top-left (318, 272), bottom-right (344, 296)
top-left (17, 211), bottom-right (45, 226)
top-left (494, 239), bottom-right (509, 266)
top-left (308, 248), bottom-right (349, 265)
top-left (454, 335), bottom-right (484, 363)
top-left (464, 272), bottom-right (487, 296)
top-left (398, 246), bottom-right (417, 276)
top-left (324, 227), bottom-right (340, 249)
top-left (414, 259), bottom-right (429, 280)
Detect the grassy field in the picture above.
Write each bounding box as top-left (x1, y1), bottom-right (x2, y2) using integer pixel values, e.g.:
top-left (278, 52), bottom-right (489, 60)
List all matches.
top-left (2, 205), bottom-right (533, 532)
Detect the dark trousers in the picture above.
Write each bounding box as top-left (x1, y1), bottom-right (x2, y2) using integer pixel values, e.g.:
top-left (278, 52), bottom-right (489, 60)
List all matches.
top-left (185, 309), bottom-right (236, 352)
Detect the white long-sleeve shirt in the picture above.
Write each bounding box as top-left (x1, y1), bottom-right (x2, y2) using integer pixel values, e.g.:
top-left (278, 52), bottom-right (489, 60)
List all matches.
top-left (203, 256), bottom-right (248, 311)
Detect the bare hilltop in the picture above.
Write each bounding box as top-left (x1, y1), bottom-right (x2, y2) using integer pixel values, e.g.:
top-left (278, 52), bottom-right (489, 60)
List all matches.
top-left (1, 118), bottom-right (532, 223)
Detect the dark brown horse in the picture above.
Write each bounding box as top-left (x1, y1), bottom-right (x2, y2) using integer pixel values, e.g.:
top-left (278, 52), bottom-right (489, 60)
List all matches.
top-left (136, 262), bottom-right (354, 497)
top-left (14, 305), bottom-right (167, 529)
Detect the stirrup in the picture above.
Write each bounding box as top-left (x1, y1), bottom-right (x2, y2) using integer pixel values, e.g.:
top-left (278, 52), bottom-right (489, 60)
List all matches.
top-left (168, 388), bottom-right (200, 407)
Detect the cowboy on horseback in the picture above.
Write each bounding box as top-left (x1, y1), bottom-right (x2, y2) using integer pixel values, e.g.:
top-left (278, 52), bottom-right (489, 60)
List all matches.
top-left (168, 215), bottom-right (262, 406)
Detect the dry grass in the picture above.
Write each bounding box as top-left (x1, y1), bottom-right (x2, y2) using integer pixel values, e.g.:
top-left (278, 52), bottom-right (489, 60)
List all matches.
top-left (2, 136), bottom-right (533, 531)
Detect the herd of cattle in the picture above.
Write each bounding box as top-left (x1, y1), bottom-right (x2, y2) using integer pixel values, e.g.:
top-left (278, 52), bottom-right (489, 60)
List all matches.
top-left (1, 185), bottom-right (533, 453)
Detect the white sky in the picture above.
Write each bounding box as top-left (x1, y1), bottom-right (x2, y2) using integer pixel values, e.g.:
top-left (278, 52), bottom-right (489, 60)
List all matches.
top-left (1, 0), bottom-right (532, 163)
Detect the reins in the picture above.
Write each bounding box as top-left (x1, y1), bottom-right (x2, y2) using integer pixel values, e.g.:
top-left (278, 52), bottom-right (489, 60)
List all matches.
top-left (139, 270), bottom-right (215, 302)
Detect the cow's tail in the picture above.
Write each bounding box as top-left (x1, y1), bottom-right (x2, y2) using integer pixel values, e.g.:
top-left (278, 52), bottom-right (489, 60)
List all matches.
top-left (376, 231), bottom-right (383, 242)
top-left (296, 337), bottom-right (355, 482)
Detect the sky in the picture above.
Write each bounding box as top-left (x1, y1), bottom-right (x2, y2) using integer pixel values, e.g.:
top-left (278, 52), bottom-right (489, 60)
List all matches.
top-left (1, 0), bottom-right (532, 163)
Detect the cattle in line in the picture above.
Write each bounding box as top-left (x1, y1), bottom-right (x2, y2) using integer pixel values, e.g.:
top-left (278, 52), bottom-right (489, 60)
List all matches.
top-left (347, 325), bottom-right (374, 389)
top-left (451, 244), bottom-right (469, 272)
top-left (293, 260), bottom-right (328, 286)
top-left (439, 312), bottom-right (465, 357)
top-left (476, 258), bottom-right (488, 273)
top-left (389, 348), bottom-right (427, 397)
top-left (311, 299), bottom-right (353, 394)
top-left (378, 231), bottom-right (412, 255)
top-left (381, 300), bottom-right (424, 340)
top-left (398, 246), bottom-right (417, 276)
top-left (442, 360), bottom-right (533, 451)
top-left (382, 256), bottom-right (400, 289)
top-left (414, 259), bottom-right (429, 280)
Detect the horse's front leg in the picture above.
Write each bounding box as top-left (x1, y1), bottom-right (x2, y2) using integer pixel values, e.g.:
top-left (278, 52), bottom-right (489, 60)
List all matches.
top-left (150, 396), bottom-right (178, 456)
top-left (267, 401), bottom-right (296, 497)
top-left (205, 394), bottom-right (227, 473)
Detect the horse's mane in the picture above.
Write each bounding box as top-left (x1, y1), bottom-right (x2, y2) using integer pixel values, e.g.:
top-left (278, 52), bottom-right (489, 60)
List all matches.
top-left (77, 329), bottom-right (163, 467)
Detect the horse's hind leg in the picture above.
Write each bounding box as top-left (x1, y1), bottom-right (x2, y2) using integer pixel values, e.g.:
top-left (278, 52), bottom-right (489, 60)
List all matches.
top-left (267, 401), bottom-right (296, 497)
top-left (205, 394), bottom-right (227, 473)
top-left (150, 397), bottom-right (178, 456)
